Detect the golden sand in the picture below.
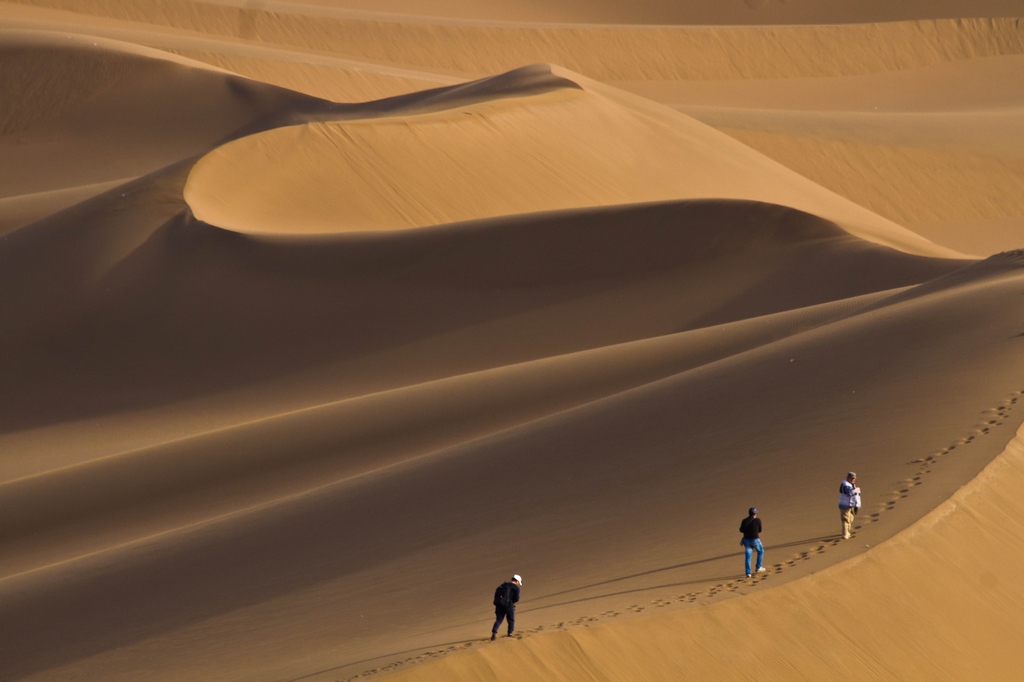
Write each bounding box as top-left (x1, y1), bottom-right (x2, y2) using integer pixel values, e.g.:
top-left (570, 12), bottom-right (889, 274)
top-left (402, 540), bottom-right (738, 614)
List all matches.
top-left (1, 1), bottom-right (1023, 680)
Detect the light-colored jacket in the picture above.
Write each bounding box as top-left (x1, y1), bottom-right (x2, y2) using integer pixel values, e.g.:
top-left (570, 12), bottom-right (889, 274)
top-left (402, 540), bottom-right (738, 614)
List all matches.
top-left (839, 480), bottom-right (860, 509)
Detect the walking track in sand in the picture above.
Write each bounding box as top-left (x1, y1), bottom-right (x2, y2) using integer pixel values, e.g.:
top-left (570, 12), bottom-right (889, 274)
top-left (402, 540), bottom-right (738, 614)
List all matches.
top-left (2, 1), bottom-right (1024, 680)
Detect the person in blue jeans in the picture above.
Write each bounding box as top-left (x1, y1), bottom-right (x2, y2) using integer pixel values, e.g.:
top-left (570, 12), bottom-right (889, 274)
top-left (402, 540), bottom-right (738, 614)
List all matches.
top-left (739, 507), bottom-right (765, 578)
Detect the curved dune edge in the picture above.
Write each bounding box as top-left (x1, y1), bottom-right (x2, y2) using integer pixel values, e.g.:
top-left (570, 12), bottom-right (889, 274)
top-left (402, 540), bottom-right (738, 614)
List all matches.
top-left (0, 30), bottom-right (221, 142)
top-left (0, 28), bottom-right (326, 198)
top-left (0, 27), bottom-right (235, 72)
top-left (0, 177), bottom-right (131, 235)
top-left (183, 64), bottom-right (962, 258)
top-left (4, 5), bottom-right (1023, 681)
top-left (381, 414), bottom-right (1024, 681)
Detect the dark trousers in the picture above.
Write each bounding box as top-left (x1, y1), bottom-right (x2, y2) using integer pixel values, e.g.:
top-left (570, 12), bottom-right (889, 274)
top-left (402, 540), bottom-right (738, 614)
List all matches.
top-left (492, 605), bottom-right (515, 635)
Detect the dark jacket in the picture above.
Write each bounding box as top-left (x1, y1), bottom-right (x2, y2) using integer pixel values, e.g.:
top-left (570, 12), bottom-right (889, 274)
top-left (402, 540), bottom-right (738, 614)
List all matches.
top-left (740, 515), bottom-right (761, 540)
top-left (493, 582), bottom-right (521, 609)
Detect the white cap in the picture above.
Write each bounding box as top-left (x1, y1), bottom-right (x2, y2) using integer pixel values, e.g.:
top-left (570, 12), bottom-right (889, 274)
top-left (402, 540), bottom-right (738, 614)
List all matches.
top-left (513, 574), bottom-right (522, 584)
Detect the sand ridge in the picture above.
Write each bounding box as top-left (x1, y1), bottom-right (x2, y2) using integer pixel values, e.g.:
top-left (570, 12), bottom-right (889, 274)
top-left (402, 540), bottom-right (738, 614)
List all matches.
top-left (7, 2), bottom-right (1024, 81)
top-left (0, 197), bottom-right (964, 576)
top-left (6, 3), bottom-right (1022, 255)
top-left (2, 1), bottom-right (1024, 680)
top-left (378, 388), bottom-right (1024, 681)
top-left (183, 64), bottom-right (961, 259)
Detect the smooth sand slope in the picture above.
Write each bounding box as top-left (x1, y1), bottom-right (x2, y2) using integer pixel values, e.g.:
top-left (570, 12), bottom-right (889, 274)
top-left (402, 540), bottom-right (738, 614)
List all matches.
top-left (4, 1), bottom-right (1023, 254)
top-left (2, 2), bottom-right (1024, 681)
top-left (183, 64), bottom-right (954, 258)
top-left (641, 54), bottom-right (1024, 258)
top-left (6, 6), bottom-right (1023, 83)
top-left (383, 412), bottom-right (1024, 682)
top-left (3, 205), bottom-right (1020, 679)
top-left (0, 29), bottom-right (328, 230)
top-left (273, 0), bottom-right (1024, 25)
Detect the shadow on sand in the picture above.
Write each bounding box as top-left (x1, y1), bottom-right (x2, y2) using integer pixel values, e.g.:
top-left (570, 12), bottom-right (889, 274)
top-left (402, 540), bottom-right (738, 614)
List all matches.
top-left (287, 534), bottom-right (841, 680)
top-left (525, 534), bottom-right (840, 609)
top-left (283, 638), bottom-right (480, 682)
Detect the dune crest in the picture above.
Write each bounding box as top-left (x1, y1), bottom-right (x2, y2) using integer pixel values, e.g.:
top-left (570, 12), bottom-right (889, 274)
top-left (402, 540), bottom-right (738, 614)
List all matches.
top-left (0, 29), bottom-right (323, 199)
top-left (184, 64), bottom-right (958, 258)
top-left (3, 1), bottom-right (1024, 680)
top-left (382, 409), bottom-right (1024, 681)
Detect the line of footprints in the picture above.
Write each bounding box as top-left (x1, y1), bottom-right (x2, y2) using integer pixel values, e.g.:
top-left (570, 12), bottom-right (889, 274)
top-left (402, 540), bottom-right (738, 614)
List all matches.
top-left (346, 389), bottom-right (1023, 681)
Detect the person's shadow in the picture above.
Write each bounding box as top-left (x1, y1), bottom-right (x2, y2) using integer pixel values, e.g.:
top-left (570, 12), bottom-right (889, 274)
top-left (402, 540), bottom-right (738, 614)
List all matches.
top-left (285, 535), bottom-right (840, 680)
top-left (523, 535), bottom-right (840, 610)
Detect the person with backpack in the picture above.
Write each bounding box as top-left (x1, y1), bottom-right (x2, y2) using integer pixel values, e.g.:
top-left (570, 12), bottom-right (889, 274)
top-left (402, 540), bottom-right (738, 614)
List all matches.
top-left (739, 507), bottom-right (765, 578)
top-left (490, 574), bottom-right (522, 640)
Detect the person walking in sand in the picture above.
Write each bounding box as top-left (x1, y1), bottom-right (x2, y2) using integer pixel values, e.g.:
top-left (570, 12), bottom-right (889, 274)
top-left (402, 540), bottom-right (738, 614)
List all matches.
top-left (491, 574), bottom-right (522, 640)
top-left (839, 472), bottom-right (861, 539)
top-left (739, 508), bottom-right (765, 578)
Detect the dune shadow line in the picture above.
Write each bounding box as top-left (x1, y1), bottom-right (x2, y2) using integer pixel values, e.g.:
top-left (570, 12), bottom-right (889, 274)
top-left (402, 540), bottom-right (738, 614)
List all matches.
top-left (531, 535), bottom-right (838, 603)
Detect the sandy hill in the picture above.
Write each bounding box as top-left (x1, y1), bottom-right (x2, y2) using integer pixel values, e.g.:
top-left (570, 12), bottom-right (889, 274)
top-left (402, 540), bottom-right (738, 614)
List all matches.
top-left (0, 29), bottom-right (326, 233)
top-left (382, 410), bottom-right (1024, 681)
top-left (6, 2), bottom-right (1024, 84)
top-left (629, 54), bottom-right (1024, 257)
top-left (2, 189), bottom-right (1019, 678)
top-left (4, 1), bottom-right (1023, 255)
top-left (280, 0), bottom-right (1024, 24)
top-left (1, 1), bottom-right (1023, 681)
top-left (183, 64), bottom-right (952, 259)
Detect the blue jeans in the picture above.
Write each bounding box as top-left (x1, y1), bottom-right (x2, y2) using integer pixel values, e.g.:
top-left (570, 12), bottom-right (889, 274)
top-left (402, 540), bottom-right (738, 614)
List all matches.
top-left (742, 538), bottom-right (764, 575)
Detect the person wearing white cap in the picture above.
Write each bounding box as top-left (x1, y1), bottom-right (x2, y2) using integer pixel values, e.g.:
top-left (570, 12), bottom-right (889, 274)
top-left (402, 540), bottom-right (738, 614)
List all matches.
top-left (490, 574), bottom-right (522, 640)
top-left (838, 472), bottom-right (861, 539)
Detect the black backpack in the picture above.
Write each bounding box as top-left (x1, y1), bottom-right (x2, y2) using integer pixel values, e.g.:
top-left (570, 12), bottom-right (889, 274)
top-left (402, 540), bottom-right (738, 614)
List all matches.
top-left (493, 582), bottom-right (513, 608)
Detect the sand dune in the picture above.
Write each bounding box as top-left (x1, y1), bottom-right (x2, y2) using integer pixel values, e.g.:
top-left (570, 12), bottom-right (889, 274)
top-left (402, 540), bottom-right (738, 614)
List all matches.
top-left (618, 54), bottom-right (1024, 113)
top-left (0, 30), bottom-right (323, 197)
top-left (13, 0), bottom-right (1021, 27)
top-left (0, 177), bottom-right (128, 234)
top-left (271, 0), bottom-right (1024, 25)
top-left (0, 194), bottom-right (962, 572)
top-left (694, 107), bottom-right (1024, 257)
top-left (4, 243), bottom-right (1020, 681)
top-left (2, 1), bottom-right (1024, 680)
top-left (383, 412), bottom-right (1024, 681)
top-left (614, 53), bottom-right (1024, 257)
top-left (7, 1), bottom-right (1024, 82)
top-left (5, 2), bottom-right (1021, 255)
top-left (0, 179), bottom-right (960, 438)
top-left (184, 64), bottom-right (955, 258)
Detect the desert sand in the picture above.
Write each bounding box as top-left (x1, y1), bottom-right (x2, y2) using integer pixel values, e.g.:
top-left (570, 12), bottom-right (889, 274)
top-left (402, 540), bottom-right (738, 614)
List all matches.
top-left (1, 1), bottom-right (1023, 681)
